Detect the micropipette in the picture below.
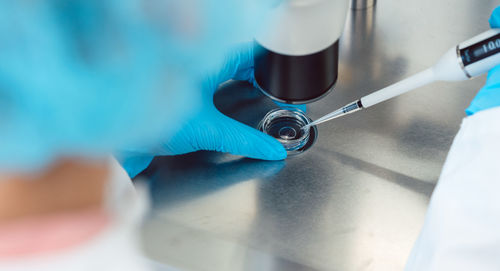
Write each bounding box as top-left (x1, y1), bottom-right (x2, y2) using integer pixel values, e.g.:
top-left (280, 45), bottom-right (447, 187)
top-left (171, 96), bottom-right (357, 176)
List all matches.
top-left (302, 28), bottom-right (500, 130)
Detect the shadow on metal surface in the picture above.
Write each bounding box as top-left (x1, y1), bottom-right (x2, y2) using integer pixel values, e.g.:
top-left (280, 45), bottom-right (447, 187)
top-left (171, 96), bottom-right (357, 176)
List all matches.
top-left (141, 152), bottom-right (285, 209)
top-left (316, 147), bottom-right (435, 195)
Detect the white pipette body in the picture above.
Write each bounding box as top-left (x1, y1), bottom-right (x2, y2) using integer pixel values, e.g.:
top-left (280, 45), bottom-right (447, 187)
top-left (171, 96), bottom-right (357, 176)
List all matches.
top-left (302, 28), bottom-right (500, 130)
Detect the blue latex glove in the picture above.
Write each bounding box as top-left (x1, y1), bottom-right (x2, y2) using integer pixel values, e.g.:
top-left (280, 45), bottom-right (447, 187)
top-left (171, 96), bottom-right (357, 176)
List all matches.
top-left (121, 43), bottom-right (296, 177)
top-left (0, 0), bottom-right (271, 172)
top-left (466, 7), bottom-right (500, 115)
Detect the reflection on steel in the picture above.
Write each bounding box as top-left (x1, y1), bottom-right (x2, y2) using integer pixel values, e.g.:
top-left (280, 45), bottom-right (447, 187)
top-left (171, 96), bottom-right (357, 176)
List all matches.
top-left (351, 0), bottom-right (376, 10)
top-left (139, 1), bottom-right (494, 270)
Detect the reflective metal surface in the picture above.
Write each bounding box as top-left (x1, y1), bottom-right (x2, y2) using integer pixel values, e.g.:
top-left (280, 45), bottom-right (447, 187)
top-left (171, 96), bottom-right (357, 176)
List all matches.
top-left (139, 1), bottom-right (498, 270)
top-left (351, 0), bottom-right (376, 10)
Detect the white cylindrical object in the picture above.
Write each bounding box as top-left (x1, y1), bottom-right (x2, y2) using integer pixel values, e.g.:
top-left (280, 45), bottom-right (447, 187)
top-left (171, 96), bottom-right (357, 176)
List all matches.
top-left (459, 28), bottom-right (500, 78)
top-left (361, 68), bottom-right (436, 108)
top-left (361, 29), bottom-right (500, 108)
top-left (351, 0), bottom-right (376, 10)
top-left (432, 47), bottom-right (469, 81)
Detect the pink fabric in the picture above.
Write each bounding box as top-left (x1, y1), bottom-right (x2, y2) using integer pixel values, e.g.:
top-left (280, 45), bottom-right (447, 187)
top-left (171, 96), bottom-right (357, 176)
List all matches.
top-left (0, 209), bottom-right (110, 259)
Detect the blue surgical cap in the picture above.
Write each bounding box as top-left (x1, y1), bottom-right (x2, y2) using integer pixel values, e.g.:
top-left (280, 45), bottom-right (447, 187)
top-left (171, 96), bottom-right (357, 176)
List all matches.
top-left (0, 0), bottom-right (266, 171)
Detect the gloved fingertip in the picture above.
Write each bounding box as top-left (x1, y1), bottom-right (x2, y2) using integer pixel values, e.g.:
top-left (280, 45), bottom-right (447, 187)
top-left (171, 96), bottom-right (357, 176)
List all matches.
top-left (465, 106), bottom-right (475, 116)
top-left (274, 148), bottom-right (288, 160)
top-left (295, 104), bottom-right (307, 113)
top-left (120, 155), bottom-right (155, 178)
top-left (490, 6), bottom-right (500, 28)
top-left (267, 141), bottom-right (288, 160)
top-left (273, 101), bottom-right (307, 113)
top-left (245, 130), bottom-right (287, 160)
top-left (210, 114), bottom-right (288, 161)
top-left (487, 65), bottom-right (500, 80)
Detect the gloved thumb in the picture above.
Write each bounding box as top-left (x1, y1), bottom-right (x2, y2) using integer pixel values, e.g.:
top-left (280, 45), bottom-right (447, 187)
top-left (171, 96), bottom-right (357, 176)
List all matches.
top-left (489, 6), bottom-right (500, 28)
top-left (118, 153), bottom-right (155, 178)
top-left (191, 112), bottom-right (287, 160)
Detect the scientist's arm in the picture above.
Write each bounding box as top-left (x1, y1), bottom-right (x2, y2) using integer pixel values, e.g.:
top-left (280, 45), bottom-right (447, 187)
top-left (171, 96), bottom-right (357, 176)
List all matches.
top-left (405, 7), bottom-right (500, 271)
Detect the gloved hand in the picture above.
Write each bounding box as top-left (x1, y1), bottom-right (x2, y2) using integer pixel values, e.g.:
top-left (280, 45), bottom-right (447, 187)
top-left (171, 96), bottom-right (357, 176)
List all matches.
top-left (466, 6), bottom-right (500, 115)
top-left (120, 43), bottom-right (298, 178)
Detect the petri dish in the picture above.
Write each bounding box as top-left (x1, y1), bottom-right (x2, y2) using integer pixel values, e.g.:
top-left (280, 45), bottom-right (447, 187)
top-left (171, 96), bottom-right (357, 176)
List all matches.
top-left (258, 107), bottom-right (317, 155)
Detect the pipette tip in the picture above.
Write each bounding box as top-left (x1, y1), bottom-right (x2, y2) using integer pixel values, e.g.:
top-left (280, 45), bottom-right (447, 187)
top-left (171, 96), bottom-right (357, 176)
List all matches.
top-left (301, 100), bottom-right (363, 130)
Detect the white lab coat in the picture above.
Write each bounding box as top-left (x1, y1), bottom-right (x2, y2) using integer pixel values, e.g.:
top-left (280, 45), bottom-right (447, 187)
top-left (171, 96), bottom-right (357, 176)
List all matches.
top-left (405, 107), bottom-right (500, 270)
top-left (0, 158), bottom-right (173, 271)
